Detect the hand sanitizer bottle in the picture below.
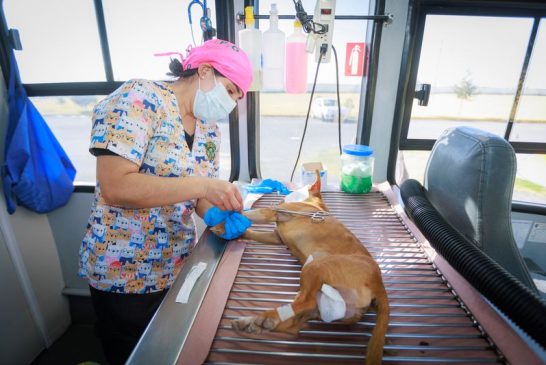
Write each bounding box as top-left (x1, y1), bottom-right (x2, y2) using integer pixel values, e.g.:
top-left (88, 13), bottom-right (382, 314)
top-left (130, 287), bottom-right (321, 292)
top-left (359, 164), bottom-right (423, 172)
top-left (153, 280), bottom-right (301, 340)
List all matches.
top-left (238, 4), bottom-right (262, 91)
top-left (285, 20), bottom-right (308, 93)
top-left (262, 3), bottom-right (285, 91)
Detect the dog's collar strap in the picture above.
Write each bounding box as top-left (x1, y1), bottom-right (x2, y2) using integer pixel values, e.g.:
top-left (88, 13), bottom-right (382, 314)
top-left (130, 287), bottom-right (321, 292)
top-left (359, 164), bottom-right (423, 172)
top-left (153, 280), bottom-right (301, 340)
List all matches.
top-left (272, 208), bottom-right (330, 223)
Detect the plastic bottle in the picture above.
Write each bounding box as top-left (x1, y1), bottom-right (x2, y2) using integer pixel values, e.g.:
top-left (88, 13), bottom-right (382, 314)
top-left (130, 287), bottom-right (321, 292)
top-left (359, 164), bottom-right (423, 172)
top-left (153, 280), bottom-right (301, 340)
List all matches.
top-left (262, 4), bottom-right (285, 91)
top-left (238, 5), bottom-right (262, 91)
top-left (285, 20), bottom-right (308, 93)
top-left (340, 144), bottom-right (374, 194)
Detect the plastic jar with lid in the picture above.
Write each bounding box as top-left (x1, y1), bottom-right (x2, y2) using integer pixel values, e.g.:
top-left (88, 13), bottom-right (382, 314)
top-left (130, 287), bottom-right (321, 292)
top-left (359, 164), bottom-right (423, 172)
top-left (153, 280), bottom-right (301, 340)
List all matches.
top-left (340, 144), bottom-right (374, 194)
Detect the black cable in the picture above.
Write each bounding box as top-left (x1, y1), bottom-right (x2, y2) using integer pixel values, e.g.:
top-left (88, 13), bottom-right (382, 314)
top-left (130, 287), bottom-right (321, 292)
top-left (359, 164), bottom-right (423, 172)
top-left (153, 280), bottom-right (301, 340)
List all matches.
top-left (291, 0), bottom-right (327, 35)
top-left (289, 46), bottom-right (326, 182)
top-left (332, 45), bottom-right (342, 155)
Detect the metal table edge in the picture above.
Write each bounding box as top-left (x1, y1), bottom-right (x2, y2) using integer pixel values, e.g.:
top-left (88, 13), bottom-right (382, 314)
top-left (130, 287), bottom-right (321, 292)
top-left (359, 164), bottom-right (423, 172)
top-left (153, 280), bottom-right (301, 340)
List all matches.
top-left (126, 229), bottom-right (227, 365)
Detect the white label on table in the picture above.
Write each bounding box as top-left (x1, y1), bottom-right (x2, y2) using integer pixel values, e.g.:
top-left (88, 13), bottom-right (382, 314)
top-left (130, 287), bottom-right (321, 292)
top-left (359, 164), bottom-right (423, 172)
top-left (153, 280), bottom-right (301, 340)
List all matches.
top-left (176, 262), bottom-right (207, 304)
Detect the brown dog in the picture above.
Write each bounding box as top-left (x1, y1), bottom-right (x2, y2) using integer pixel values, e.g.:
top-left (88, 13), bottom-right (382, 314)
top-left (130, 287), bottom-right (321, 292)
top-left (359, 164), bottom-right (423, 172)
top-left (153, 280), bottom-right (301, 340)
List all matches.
top-left (211, 172), bottom-right (389, 365)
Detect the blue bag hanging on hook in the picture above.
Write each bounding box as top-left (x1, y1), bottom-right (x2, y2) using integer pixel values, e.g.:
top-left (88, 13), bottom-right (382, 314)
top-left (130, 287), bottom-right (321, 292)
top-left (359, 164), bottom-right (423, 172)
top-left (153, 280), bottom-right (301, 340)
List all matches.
top-left (2, 52), bottom-right (76, 214)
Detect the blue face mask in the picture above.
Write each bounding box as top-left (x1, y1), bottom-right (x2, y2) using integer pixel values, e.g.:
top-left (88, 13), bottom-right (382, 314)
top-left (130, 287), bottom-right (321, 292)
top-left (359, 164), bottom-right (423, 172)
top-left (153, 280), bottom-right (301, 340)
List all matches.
top-left (193, 75), bottom-right (237, 122)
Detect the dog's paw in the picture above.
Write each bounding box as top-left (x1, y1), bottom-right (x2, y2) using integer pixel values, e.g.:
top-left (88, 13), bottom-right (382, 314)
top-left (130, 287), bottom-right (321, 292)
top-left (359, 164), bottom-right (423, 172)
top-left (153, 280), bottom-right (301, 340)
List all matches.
top-left (210, 223), bottom-right (225, 236)
top-left (261, 316), bottom-right (279, 330)
top-left (231, 316), bottom-right (263, 334)
top-left (231, 315), bottom-right (279, 335)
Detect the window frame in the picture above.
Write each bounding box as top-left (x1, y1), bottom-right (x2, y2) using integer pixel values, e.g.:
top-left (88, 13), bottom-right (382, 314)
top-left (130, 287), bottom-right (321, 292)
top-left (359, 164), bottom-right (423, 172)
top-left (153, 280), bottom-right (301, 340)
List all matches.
top-left (0, 0), bottom-right (238, 187)
top-left (388, 0), bottom-right (546, 185)
top-left (247, 0), bottom-right (387, 179)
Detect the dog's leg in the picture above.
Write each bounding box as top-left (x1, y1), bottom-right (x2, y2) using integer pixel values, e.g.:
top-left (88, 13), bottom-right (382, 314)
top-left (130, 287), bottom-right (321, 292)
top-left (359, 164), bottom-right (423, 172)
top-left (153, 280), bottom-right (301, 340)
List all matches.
top-left (241, 229), bottom-right (283, 244)
top-left (232, 261), bottom-right (323, 335)
top-left (242, 208), bottom-right (277, 224)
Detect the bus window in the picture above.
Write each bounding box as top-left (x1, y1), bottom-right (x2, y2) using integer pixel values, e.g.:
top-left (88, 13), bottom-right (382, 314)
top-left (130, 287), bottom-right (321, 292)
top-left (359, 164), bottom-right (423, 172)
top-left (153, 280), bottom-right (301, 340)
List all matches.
top-left (408, 15), bottom-right (533, 139)
top-left (4, 0), bottom-right (105, 83)
top-left (514, 154), bottom-right (546, 204)
top-left (397, 12), bottom-right (546, 206)
top-left (258, 0), bottom-right (370, 186)
top-left (5, 0), bottom-right (233, 184)
top-left (102, 0), bottom-right (216, 81)
top-left (511, 19), bottom-right (546, 143)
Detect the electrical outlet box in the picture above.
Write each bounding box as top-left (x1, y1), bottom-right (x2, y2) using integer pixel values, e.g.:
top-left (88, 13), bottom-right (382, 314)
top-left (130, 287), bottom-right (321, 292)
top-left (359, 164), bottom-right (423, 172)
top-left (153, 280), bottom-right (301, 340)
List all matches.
top-left (313, 0), bottom-right (336, 63)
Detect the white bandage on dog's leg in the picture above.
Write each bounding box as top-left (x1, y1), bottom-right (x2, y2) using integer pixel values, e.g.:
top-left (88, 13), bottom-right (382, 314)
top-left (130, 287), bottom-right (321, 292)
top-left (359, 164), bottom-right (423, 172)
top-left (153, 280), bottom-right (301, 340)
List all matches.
top-left (276, 304), bottom-right (295, 321)
top-left (318, 284), bottom-right (347, 323)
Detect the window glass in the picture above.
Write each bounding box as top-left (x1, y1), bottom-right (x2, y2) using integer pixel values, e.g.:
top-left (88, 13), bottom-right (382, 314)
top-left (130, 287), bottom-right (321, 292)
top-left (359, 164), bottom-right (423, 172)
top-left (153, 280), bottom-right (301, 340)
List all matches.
top-left (395, 150), bottom-right (430, 185)
top-left (257, 2), bottom-right (369, 187)
top-left (31, 95), bottom-right (232, 184)
top-left (396, 151), bottom-right (546, 205)
top-left (511, 19), bottom-right (546, 143)
top-left (3, 0), bottom-right (105, 83)
top-left (258, 0), bottom-right (370, 16)
top-left (408, 15), bottom-right (533, 140)
top-left (399, 14), bottom-right (545, 206)
top-left (102, 0), bottom-right (216, 81)
top-left (513, 154), bottom-right (546, 205)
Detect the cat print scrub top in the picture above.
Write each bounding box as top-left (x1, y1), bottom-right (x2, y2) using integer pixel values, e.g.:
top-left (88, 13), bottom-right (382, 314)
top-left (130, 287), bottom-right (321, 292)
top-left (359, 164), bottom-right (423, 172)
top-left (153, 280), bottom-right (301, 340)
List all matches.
top-left (78, 79), bottom-right (220, 294)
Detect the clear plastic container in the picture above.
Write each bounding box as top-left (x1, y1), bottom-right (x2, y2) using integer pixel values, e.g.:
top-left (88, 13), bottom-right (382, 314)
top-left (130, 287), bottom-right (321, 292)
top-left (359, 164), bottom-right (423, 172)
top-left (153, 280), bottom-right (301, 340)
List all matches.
top-left (262, 3), bottom-right (285, 91)
top-left (340, 144), bottom-right (374, 194)
top-left (238, 6), bottom-right (262, 91)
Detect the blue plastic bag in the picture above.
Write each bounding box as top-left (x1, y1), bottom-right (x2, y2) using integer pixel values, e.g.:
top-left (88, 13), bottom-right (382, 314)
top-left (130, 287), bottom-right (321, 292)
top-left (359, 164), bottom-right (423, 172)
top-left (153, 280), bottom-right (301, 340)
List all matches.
top-left (2, 52), bottom-right (76, 214)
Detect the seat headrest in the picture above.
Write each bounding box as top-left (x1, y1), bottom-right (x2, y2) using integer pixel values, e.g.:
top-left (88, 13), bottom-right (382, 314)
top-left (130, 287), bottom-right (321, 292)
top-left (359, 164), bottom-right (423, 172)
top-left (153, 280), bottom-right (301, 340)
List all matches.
top-left (424, 126), bottom-right (516, 247)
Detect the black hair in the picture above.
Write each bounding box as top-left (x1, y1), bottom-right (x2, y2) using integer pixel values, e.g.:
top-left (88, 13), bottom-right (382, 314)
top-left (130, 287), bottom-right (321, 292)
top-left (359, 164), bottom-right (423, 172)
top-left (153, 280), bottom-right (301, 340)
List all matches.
top-left (167, 58), bottom-right (224, 79)
top-left (167, 58), bottom-right (197, 78)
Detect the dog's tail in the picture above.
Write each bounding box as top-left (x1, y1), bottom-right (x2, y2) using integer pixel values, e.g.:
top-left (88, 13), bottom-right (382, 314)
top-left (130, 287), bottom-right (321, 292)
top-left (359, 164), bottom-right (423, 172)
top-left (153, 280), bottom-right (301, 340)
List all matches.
top-left (366, 287), bottom-right (389, 365)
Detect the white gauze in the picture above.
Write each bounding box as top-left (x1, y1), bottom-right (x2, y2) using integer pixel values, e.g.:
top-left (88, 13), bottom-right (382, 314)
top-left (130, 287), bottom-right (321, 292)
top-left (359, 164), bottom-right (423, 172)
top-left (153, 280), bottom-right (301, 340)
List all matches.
top-left (284, 185), bottom-right (310, 203)
top-left (276, 304), bottom-right (295, 321)
top-left (318, 284), bottom-right (346, 323)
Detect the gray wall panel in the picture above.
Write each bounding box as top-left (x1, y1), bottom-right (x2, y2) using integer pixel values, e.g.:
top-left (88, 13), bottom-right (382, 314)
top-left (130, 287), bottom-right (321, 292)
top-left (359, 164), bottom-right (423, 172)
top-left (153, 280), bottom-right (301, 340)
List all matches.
top-left (47, 193), bottom-right (94, 291)
top-left (0, 230), bottom-right (44, 365)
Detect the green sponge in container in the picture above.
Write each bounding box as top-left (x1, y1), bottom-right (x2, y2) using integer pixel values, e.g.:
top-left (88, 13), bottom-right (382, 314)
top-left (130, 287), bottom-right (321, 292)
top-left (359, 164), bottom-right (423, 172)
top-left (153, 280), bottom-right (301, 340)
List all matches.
top-left (341, 173), bottom-right (372, 194)
top-left (340, 144), bottom-right (374, 194)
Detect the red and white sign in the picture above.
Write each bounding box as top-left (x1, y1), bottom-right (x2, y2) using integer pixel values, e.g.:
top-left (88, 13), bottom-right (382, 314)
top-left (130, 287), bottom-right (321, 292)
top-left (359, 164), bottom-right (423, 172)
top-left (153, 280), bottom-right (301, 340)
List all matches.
top-left (345, 42), bottom-right (366, 77)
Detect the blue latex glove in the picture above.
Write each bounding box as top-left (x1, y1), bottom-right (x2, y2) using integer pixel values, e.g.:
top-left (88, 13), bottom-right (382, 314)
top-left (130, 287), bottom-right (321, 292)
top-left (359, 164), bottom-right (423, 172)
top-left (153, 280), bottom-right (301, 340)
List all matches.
top-left (245, 179), bottom-right (291, 195)
top-left (204, 206), bottom-right (231, 226)
top-left (221, 213), bottom-right (252, 240)
top-left (204, 206), bottom-right (252, 240)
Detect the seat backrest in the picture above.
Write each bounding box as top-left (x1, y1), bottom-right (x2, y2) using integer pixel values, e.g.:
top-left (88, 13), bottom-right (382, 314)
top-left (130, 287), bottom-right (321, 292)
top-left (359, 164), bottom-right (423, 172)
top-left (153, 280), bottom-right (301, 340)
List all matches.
top-left (424, 126), bottom-right (537, 291)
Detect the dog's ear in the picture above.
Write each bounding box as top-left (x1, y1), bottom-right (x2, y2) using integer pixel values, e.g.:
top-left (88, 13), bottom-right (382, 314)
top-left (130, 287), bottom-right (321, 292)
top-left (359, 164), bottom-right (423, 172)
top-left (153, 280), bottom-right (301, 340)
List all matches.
top-left (309, 169), bottom-right (321, 196)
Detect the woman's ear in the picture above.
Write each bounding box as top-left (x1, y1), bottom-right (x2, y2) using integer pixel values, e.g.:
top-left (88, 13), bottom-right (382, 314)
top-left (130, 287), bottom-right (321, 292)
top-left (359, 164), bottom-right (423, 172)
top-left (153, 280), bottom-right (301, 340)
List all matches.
top-left (197, 64), bottom-right (213, 79)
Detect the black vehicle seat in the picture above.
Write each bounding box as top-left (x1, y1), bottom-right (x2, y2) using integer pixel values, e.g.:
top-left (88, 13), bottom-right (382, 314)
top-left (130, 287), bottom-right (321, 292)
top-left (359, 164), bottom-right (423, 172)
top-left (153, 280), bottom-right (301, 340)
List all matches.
top-left (422, 126), bottom-right (538, 293)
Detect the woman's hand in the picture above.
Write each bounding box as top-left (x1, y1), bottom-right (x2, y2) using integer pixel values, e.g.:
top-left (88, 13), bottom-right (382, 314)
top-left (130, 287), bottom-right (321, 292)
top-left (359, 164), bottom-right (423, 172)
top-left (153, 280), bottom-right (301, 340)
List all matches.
top-left (204, 179), bottom-right (243, 211)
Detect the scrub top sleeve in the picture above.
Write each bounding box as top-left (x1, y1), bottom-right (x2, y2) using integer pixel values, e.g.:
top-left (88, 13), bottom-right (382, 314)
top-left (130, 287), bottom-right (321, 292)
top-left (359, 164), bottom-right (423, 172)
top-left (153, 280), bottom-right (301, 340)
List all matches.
top-left (89, 80), bottom-right (157, 167)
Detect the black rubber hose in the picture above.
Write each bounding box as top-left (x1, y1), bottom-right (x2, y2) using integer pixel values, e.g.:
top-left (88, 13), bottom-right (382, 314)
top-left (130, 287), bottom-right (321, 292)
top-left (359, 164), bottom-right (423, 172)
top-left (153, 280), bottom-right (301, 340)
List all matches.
top-left (400, 179), bottom-right (546, 349)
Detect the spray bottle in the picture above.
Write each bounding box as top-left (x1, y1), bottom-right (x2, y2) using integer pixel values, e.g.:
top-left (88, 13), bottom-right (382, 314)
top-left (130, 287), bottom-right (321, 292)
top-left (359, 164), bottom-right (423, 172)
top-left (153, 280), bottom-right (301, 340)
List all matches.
top-left (285, 20), bottom-right (308, 93)
top-left (262, 3), bottom-right (285, 91)
top-left (238, 2), bottom-right (262, 91)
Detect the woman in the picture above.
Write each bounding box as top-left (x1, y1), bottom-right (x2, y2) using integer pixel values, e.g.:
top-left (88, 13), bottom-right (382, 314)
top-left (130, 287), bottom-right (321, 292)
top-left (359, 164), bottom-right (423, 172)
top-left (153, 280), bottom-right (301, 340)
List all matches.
top-left (78, 39), bottom-right (253, 364)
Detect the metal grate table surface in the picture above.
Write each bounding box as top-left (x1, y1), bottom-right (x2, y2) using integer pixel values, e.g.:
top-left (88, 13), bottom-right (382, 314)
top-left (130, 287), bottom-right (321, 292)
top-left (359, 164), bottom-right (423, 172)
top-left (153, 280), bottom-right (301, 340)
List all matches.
top-left (204, 191), bottom-right (505, 364)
